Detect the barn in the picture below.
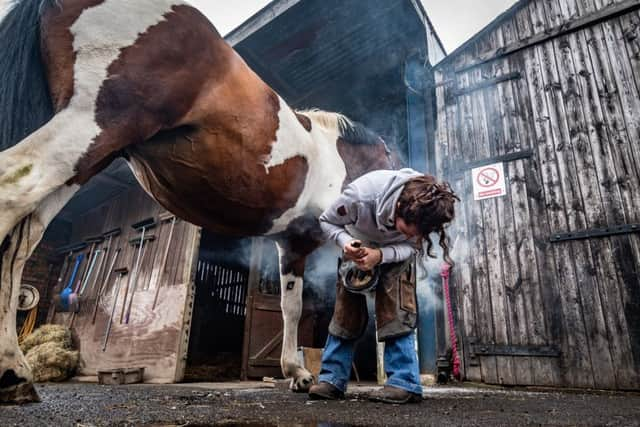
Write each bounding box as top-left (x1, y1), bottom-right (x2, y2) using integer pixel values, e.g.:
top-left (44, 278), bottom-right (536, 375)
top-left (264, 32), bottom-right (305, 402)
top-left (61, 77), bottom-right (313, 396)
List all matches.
top-left (15, 0), bottom-right (640, 392)
top-left (18, 0), bottom-right (446, 385)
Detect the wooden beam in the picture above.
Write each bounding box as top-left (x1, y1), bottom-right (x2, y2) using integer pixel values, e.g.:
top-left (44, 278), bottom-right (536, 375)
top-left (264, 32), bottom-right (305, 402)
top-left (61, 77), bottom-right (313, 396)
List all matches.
top-left (452, 72), bottom-right (521, 97)
top-left (225, 0), bottom-right (303, 46)
top-left (451, 149), bottom-right (534, 176)
top-left (453, 0), bottom-right (640, 74)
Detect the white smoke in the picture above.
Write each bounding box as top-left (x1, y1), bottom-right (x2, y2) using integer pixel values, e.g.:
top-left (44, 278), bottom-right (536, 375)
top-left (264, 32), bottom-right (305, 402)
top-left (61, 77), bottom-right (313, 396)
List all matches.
top-left (415, 234), bottom-right (470, 311)
top-left (0, 1), bottom-right (10, 22)
top-left (303, 242), bottom-right (342, 305)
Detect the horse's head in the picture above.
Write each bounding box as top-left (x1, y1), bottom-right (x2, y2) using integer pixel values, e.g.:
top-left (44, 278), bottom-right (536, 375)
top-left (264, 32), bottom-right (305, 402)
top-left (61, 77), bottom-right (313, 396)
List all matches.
top-left (296, 110), bottom-right (398, 186)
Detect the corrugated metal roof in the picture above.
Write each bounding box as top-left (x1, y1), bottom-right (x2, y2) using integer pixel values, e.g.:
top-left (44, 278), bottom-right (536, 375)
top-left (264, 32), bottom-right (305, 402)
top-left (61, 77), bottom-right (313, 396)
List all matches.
top-left (228, 0), bottom-right (438, 106)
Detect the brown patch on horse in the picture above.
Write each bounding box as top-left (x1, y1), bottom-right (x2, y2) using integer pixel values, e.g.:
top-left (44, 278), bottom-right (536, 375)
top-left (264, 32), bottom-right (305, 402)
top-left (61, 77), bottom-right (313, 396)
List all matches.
top-left (40, 2), bottom-right (310, 231)
top-left (337, 137), bottom-right (394, 186)
top-left (68, 4), bottom-right (229, 182)
top-left (127, 90), bottom-right (310, 236)
top-left (40, 0), bottom-right (106, 112)
top-left (295, 113), bottom-right (312, 132)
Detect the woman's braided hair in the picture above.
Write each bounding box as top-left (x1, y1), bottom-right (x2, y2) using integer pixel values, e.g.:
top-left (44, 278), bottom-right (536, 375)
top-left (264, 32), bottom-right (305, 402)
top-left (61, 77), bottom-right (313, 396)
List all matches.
top-left (396, 175), bottom-right (460, 265)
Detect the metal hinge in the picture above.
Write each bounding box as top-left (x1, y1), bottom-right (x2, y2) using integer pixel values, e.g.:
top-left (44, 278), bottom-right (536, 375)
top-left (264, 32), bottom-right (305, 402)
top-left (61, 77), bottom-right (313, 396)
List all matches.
top-left (550, 223), bottom-right (640, 242)
top-left (467, 338), bottom-right (560, 366)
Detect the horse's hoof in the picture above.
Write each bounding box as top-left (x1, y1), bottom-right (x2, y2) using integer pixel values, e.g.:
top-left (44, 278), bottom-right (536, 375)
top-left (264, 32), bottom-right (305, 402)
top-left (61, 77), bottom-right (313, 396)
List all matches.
top-left (0, 381), bottom-right (40, 405)
top-left (290, 371), bottom-right (314, 393)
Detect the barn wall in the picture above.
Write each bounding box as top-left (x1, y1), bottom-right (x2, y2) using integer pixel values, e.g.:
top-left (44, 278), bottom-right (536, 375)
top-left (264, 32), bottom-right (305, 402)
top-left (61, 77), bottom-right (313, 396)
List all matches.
top-left (22, 222), bottom-right (70, 326)
top-left (435, 0), bottom-right (640, 389)
top-left (48, 185), bottom-right (200, 383)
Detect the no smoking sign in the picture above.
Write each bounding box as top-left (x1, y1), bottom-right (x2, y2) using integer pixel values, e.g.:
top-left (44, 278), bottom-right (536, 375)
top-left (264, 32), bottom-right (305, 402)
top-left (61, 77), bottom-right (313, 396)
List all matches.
top-left (472, 162), bottom-right (507, 200)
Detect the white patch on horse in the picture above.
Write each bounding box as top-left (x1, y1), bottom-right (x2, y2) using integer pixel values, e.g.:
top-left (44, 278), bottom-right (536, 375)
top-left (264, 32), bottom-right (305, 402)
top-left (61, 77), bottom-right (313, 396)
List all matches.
top-left (265, 98), bottom-right (347, 234)
top-left (0, 1), bottom-right (183, 240)
top-left (70, 0), bottom-right (184, 111)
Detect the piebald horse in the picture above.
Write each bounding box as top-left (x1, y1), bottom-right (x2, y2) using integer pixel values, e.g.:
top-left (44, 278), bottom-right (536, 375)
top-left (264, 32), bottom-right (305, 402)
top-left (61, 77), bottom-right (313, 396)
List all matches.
top-left (0, 0), bottom-right (395, 403)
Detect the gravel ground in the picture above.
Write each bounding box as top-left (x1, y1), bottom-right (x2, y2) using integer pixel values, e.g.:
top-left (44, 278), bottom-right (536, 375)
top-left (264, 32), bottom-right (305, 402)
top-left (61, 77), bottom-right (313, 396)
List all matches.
top-left (2, 382), bottom-right (640, 426)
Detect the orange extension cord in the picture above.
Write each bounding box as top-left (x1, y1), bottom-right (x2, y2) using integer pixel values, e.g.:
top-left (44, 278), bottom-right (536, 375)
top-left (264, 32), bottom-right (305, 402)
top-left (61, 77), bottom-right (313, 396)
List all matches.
top-left (18, 307), bottom-right (38, 344)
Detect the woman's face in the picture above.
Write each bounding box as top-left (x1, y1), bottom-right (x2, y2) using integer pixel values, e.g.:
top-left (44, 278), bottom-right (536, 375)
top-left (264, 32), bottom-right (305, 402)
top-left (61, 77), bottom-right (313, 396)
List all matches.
top-left (395, 216), bottom-right (420, 239)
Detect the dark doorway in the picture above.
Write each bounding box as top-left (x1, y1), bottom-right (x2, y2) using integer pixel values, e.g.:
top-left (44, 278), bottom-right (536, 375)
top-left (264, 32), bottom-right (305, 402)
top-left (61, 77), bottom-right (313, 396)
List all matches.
top-left (184, 231), bottom-right (251, 382)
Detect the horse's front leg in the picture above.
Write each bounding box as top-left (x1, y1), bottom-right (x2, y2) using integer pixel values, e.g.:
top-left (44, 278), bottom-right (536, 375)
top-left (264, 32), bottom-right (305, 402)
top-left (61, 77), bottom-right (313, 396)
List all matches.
top-left (275, 243), bottom-right (314, 392)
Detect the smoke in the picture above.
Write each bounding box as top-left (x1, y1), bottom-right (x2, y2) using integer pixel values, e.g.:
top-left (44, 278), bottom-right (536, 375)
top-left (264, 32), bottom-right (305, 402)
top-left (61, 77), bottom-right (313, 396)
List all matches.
top-left (302, 242), bottom-right (341, 307)
top-left (415, 233), bottom-right (470, 311)
top-left (0, 1), bottom-right (9, 22)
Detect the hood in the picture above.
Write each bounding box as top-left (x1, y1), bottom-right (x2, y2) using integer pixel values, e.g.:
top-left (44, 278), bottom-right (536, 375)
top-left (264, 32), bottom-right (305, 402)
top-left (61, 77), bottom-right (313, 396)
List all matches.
top-left (375, 168), bottom-right (422, 231)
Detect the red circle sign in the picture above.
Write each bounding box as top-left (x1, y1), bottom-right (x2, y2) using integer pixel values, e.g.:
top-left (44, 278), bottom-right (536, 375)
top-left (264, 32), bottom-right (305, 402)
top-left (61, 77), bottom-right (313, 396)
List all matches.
top-left (477, 167), bottom-right (500, 188)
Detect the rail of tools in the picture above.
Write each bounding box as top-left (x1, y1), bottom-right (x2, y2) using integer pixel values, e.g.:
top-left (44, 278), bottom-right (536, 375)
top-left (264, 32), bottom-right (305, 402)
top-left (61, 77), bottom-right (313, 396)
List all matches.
top-left (48, 212), bottom-right (179, 351)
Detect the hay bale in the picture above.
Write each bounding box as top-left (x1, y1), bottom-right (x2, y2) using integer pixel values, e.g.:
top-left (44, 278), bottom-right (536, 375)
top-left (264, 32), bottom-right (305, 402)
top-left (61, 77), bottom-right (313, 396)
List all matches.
top-left (25, 341), bottom-right (79, 382)
top-left (20, 324), bottom-right (72, 353)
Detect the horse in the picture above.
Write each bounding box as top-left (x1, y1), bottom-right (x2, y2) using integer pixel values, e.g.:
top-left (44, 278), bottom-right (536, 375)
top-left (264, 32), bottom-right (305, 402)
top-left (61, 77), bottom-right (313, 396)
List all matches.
top-left (0, 0), bottom-right (396, 404)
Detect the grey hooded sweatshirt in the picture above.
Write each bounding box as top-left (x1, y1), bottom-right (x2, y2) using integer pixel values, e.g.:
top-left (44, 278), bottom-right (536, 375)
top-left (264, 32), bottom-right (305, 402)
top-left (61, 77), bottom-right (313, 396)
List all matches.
top-left (319, 168), bottom-right (423, 264)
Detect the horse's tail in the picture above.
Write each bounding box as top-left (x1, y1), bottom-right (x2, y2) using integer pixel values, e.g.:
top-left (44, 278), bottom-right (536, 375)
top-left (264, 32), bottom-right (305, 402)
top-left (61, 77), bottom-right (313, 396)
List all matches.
top-left (0, 0), bottom-right (56, 151)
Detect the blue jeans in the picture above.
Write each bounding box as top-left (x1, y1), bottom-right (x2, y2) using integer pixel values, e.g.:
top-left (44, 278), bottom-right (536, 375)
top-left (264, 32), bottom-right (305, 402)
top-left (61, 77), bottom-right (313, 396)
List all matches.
top-left (318, 332), bottom-right (423, 395)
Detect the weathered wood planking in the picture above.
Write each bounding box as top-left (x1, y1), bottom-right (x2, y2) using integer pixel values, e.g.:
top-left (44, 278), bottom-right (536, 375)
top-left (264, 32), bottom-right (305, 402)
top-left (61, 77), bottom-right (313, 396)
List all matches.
top-left (492, 19), bottom-right (539, 384)
top-left (543, 0), bottom-right (618, 390)
top-left (51, 185), bottom-right (200, 383)
top-left (559, 0), bottom-right (638, 389)
top-left (434, 0), bottom-right (640, 390)
top-left (476, 25), bottom-right (518, 385)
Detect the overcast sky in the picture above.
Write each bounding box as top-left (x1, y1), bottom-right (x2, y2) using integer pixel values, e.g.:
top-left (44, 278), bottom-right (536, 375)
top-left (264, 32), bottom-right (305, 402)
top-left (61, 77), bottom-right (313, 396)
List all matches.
top-left (0, 1), bottom-right (518, 53)
top-left (190, 0), bottom-right (518, 53)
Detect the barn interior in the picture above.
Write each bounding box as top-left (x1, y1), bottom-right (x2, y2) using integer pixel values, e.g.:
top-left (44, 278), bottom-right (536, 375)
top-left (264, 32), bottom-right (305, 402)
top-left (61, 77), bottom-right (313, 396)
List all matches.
top-left (19, 0), bottom-right (446, 385)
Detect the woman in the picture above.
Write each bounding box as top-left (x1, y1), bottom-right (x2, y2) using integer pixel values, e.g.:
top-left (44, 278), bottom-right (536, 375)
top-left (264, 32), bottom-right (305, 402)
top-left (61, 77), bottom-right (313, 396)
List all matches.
top-left (309, 168), bottom-right (459, 404)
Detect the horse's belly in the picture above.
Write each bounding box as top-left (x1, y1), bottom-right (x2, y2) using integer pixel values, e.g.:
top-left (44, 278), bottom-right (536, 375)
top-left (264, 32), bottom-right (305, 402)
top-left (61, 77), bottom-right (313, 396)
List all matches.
top-left (126, 127), bottom-right (309, 236)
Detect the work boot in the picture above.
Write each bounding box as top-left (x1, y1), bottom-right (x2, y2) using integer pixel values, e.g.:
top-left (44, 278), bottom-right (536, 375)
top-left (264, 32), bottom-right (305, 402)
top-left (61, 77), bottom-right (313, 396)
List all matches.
top-left (308, 381), bottom-right (345, 400)
top-left (368, 385), bottom-right (422, 404)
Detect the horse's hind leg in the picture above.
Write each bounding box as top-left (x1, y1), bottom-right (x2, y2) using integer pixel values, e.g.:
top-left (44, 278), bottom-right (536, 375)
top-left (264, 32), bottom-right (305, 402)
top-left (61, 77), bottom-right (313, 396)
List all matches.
top-left (275, 242), bottom-right (315, 392)
top-left (0, 185), bottom-right (78, 404)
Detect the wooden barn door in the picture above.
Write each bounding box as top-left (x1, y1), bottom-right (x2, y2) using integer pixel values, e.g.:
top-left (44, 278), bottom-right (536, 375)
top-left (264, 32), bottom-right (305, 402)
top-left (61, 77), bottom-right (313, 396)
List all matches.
top-left (435, 3), bottom-right (640, 390)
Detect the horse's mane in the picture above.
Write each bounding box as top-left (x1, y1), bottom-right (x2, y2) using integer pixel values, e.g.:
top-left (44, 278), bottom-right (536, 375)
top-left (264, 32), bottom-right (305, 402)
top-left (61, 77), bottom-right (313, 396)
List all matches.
top-left (297, 109), bottom-right (382, 146)
top-left (0, 0), bottom-right (58, 151)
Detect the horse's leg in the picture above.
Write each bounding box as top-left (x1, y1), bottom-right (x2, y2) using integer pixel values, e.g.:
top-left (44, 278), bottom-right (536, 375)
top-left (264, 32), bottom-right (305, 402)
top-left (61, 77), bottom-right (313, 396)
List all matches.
top-left (0, 185), bottom-right (78, 404)
top-left (274, 242), bottom-right (315, 391)
top-left (0, 111), bottom-right (95, 239)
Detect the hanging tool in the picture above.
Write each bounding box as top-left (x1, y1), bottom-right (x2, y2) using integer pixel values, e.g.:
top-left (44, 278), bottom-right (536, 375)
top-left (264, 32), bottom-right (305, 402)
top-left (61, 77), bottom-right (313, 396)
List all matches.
top-left (77, 236), bottom-right (104, 293)
top-left (48, 242), bottom-right (86, 322)
top-left (152, 213), bottom-right (178, 310)
top-left (79, 247), bottom-right (101, 295)
top-left (92, 247), bottom-right (121, 324)
top-left (121, 217), bottom-right (156, 324)
top-left (94, 228), bottom-right (122, 293)
top-left (54, 252), bottom-right (85, 313)
top-left (55, 250), bottom-right (73, 292)
top-left (122, 234), bottom-right (155, 324)
top-left (103, 267), bottom-right (128, 351)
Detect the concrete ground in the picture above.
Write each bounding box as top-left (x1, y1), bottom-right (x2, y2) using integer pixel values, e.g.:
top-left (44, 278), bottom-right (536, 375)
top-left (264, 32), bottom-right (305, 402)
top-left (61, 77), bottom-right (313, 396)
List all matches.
top-left (2, 381), bottom-right (640, 427)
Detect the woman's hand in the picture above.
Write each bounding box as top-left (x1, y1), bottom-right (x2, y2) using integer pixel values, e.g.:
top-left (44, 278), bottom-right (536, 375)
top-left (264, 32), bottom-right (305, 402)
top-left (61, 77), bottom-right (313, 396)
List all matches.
top-left (343, 240), bottom-right (366, 261)
top-left (354, 248), bottom-right (382, 271)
